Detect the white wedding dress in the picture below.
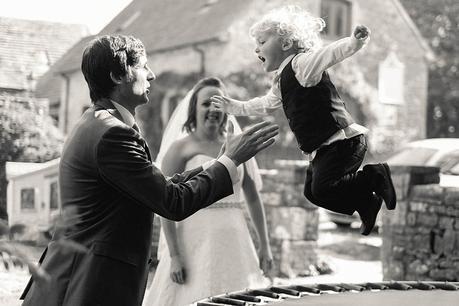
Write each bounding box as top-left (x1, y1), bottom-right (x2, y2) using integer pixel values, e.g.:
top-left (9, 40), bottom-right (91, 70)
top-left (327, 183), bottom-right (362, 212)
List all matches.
top-left (143, 154), bottom-right (269, 306)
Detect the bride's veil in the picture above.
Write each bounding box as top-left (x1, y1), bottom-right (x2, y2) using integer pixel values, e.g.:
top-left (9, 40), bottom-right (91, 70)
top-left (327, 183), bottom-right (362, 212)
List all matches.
top-left (155, 88), bottom-right (263, 260)
top-left (155, 90), bottom-right (192, 169)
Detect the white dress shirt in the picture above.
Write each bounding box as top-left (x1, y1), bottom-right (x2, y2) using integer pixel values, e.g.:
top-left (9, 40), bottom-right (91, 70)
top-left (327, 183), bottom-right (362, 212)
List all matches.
top-left (225, 36), bottom-right (370, 159)
top-left (111, 100), bottom-right (239, 184)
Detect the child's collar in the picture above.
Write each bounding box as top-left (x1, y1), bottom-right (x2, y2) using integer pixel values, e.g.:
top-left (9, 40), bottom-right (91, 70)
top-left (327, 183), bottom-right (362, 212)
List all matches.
top-left (275, 54), bottom-right (296, 76)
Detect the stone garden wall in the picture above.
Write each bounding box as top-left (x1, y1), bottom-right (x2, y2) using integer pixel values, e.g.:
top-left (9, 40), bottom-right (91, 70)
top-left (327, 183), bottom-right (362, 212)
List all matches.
top-left (260, 160), bottom-right (319, 278)
top-left (381, 166), bottom-right (459, 281)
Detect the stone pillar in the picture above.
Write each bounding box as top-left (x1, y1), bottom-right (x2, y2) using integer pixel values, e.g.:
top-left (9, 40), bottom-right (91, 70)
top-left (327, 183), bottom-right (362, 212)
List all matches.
top-left (261, 160), bottom-right (319, 278)
top-left (381, 165), bottom-right (459, 281)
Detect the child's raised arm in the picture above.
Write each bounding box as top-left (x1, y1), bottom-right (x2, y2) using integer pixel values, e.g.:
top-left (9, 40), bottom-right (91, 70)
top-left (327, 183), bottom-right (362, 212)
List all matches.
top-left (211, 89), bottom-right (281, 117)
top-left (294, 25), bottom-right (371, 87)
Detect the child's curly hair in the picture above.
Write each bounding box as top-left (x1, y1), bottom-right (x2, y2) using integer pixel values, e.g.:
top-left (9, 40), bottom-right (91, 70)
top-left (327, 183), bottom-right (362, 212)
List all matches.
top-left (249, 5), bottom-right (326, 52)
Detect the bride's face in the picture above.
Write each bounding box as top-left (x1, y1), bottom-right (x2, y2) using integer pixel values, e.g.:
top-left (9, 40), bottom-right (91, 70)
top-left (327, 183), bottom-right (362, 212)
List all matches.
top-left (195, 86), bottom-right (225, 134)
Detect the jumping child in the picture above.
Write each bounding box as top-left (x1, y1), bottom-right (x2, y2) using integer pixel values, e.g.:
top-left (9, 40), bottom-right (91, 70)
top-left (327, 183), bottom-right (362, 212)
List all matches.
top-left (211, 5), bottom-right (396, 235)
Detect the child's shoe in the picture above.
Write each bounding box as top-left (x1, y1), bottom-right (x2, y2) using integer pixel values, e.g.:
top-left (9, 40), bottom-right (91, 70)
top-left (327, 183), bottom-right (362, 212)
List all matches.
top-left (356, 192), bottom-right (382, 236)
top-left (364, 163), bottom-right (396, 210)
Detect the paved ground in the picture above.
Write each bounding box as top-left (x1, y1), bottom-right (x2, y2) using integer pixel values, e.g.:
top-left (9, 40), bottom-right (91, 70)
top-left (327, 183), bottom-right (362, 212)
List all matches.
top-left (0, 210), bottom-right (382, 306)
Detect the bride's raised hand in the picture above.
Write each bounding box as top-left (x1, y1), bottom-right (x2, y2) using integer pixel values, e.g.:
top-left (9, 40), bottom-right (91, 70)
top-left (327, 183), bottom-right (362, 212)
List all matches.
top-left (169, 254), bottom-right (187, 284)
top-left (259, 246), bottom-right (274, 276)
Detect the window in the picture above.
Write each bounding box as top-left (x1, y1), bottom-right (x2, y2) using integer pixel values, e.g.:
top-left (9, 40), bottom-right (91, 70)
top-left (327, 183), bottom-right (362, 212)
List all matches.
top-left (50, 181), bottom-right (59, 210)
top-left (321, 0), bottom-right (352, 39)
top-left (378, 52), bottom-right (405, 104)
top-left (49, 100), bottom-right (60, 125)
top-left (161, 93), bottom-right (182, 127)
top-left (21, 188), bottom-right (35, 210)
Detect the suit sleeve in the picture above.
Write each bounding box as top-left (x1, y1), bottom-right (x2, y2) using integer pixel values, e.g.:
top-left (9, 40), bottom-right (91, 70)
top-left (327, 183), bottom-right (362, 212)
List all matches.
top-left (169, 167), bottom-right (203, 183)
top-left (96, 126), bottom-right (233, 221)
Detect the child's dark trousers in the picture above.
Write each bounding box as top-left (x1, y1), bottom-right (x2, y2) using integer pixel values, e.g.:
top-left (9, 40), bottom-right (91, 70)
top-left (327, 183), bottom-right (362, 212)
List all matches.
top-left (304, 134), bottom-right (373, 215)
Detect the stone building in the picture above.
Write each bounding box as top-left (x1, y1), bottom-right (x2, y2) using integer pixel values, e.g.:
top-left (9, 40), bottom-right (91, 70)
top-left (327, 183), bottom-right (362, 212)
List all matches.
top-left (22, 0), bottom-right (441, 276)
top-left (51, 0), bottom-right (433, 160)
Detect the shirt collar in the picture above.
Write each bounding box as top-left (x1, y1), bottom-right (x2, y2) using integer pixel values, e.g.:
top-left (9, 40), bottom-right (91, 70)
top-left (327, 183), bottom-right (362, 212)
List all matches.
top-left (275, 54), bottom-right (296, 77)
top-left (111, 100), bottom-right (136, 128)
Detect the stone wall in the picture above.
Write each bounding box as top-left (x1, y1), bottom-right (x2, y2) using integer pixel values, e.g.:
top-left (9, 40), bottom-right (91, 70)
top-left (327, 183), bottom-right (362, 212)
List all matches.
top-left (381, 166), bottom-right (459, 281)
top-left (260, 160), bottom-right (319, 278)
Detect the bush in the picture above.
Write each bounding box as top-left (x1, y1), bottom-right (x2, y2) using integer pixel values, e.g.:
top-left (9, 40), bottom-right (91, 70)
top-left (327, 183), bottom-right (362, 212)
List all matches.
top-left (0, 96), bottom-right (64, 220)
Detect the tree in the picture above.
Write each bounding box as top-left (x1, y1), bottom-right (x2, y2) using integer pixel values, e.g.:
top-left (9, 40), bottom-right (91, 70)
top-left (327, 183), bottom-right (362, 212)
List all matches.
top-left (400, 0), bottom-right (459, 137)
top-left (0, 96), bottom-right (64, 220)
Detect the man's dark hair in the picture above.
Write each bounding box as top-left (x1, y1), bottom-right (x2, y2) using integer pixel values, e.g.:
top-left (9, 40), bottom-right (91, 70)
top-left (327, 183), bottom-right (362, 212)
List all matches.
top-left (183, 77), bottom-right (228, 134)
top-left (81, 35), bottom-right (146, 102)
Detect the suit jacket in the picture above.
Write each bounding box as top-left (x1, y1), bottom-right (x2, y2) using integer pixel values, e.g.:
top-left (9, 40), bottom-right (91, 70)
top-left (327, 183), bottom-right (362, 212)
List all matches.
top-left (21, 99), bottom-right (233, 306)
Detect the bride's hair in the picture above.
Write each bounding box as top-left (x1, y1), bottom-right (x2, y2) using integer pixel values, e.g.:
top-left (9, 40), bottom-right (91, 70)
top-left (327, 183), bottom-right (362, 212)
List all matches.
top-left (183, 77), bottom-right (228, 134)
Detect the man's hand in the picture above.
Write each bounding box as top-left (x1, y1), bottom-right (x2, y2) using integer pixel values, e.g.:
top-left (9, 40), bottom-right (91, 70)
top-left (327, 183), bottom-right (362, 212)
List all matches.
top-left (169, 254), bottom-right (186, 284)
top-left (353, 25), bottom-right (370, 40)
top-left (224, 120), bottom-right (279, 167)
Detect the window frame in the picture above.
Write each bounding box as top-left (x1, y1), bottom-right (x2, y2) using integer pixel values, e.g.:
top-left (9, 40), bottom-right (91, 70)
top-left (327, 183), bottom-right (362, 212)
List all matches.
top-left (49, 180), bottom-right (60, 210)
top-left (320, 0), bottom-right (353, 40)
top-left (378, 51), bottom-right (405, 105)
top-left (20, 187), bottom-right (36, 211)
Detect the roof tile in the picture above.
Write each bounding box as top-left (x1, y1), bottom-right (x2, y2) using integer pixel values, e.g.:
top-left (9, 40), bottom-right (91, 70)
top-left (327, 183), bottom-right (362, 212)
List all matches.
top-left (55, 0), bottom-right (251, 73)
top-left (0, 17), bottom-right (88, 91)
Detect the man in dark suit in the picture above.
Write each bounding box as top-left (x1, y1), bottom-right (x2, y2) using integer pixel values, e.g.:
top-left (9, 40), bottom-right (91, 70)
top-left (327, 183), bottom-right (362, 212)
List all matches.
top-left (20, 35), bottom-right (278, 306)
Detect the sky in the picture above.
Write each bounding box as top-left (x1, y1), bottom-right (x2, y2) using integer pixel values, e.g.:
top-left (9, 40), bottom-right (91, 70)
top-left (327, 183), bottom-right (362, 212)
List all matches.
top-left (0, 0), bottom-right (132, 34)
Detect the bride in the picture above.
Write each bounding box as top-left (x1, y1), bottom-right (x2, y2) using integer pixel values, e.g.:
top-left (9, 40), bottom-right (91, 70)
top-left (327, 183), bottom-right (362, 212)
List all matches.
top-left (143, 77), bottom-right (273, 306)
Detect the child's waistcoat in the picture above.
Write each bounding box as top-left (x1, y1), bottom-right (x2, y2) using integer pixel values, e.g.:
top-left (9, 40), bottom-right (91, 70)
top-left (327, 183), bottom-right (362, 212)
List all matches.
top-left (280, 60), bottom-right (354, 153)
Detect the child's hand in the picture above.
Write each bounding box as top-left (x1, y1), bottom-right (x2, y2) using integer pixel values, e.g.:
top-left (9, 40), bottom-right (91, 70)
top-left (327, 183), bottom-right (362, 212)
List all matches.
top-left (210, 95), bottom-right (235, 113)
top-left (353, 25), bottom-right (371, 40)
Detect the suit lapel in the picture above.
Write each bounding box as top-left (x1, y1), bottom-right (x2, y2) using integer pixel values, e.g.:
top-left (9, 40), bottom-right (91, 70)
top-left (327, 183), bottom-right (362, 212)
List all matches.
top-left (94, 99), bottom-right (124, 123)
top-left (143, 142), bottom-right (152, 162)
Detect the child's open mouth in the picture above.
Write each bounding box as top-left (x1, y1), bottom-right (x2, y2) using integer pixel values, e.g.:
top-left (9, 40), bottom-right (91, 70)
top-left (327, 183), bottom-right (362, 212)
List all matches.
top-left (258, 56), bottom-right (266, 62)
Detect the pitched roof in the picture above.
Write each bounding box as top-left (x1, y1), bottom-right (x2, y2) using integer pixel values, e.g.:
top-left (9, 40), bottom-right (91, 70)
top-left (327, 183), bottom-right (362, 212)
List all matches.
top-left (5, 158), bottom-right (60, 180)
top-left (0, 17), bottom-right (88, 91)
top-left (54, 0), bottom-right (436, 76)
top-left (35, 36), bottom-right (95, 103)
top-left (54, 0), bottom-right (251, 74)
top-left (392, 0), bottom-right (435, 61)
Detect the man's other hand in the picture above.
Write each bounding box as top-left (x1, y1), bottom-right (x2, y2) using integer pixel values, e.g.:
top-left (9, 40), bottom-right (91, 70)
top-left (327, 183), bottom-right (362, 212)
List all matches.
top-left (224, 120), bottom-right (279, 166)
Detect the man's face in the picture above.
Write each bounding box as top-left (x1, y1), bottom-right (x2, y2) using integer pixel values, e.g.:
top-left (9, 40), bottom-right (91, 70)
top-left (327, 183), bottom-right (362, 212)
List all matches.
top-left (118, 55), bottom-right (155, 109)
